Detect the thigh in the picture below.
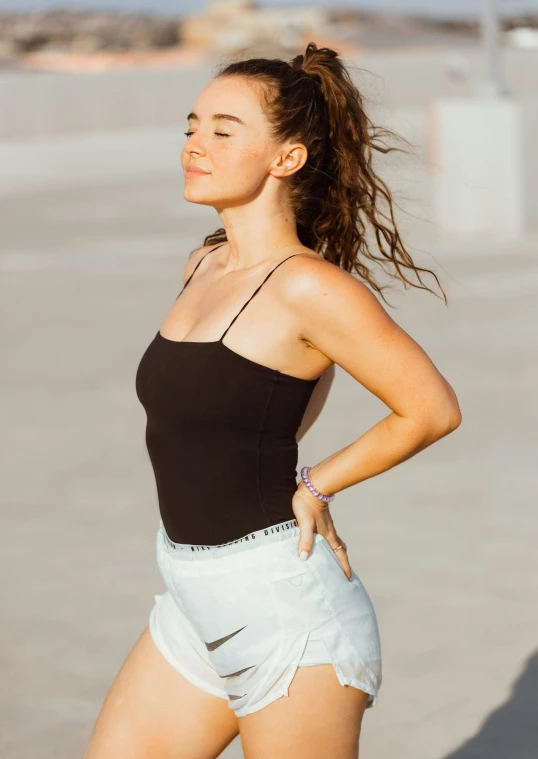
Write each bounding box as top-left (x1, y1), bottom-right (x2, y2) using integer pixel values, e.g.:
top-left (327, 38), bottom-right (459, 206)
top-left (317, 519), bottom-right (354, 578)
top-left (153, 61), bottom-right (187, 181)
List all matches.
top-left (83, 627), bottom-right (240, 759)
top-left (238, 664), bottom-right (370, 759)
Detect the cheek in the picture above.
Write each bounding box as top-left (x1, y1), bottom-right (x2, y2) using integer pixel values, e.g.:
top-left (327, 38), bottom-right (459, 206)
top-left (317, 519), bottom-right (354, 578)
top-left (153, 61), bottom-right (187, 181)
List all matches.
top-left (216, 142), bottom-right (267, 188)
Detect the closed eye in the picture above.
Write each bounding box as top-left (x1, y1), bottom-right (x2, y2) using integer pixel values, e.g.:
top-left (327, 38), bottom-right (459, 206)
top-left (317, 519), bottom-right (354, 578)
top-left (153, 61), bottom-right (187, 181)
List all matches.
top-left (184, 131), bottom-right (230, 138)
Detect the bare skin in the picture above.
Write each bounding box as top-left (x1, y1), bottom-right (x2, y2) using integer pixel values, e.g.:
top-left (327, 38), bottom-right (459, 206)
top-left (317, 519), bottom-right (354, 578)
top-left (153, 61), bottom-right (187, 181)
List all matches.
top-left (83, 628), bottom-right (239, 759)
top-left (237, 664), bottom-right (369, 759)
top-left (84, 73), bottom-right (461, 756)
top-left (83, 629), bottom-right (369, 759)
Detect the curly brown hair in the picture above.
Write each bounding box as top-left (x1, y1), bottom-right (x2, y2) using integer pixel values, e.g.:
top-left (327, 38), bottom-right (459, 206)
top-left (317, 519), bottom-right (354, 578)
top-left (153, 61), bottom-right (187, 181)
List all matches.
top-left (199, 41), bottom-right (446, 306)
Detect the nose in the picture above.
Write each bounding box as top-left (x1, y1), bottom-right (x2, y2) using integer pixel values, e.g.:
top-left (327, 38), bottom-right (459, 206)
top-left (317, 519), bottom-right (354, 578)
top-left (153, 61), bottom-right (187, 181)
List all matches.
top-left (185, 131), bottom-right (206, 155)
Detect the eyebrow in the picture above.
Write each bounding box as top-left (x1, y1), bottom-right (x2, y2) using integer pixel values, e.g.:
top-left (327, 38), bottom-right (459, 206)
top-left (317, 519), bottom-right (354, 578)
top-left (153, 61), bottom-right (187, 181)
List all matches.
top-left (187, 111), bottom-right (246, 126)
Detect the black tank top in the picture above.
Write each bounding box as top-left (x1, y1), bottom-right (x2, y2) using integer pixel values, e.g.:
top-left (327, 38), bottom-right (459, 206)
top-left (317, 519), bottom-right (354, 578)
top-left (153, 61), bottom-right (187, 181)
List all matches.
top-left (135, 244), bottom-right (321, 545)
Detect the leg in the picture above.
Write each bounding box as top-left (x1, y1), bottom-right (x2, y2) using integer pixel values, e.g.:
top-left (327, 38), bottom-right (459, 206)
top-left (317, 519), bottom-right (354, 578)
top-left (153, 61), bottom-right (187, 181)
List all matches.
top-left (83, 627), bottom-right (239, 759)
top-left (238, 664), bottom-right (369, 759)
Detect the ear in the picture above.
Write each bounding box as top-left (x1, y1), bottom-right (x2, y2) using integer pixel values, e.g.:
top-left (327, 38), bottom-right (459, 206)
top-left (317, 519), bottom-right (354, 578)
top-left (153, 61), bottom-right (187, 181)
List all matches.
top-left (270, 142), bottom-right (308, 178)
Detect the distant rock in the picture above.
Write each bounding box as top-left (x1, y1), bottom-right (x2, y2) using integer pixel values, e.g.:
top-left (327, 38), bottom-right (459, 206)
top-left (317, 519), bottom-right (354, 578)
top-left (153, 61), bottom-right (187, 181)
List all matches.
top-left (0, 10), bottom-right (182, 59)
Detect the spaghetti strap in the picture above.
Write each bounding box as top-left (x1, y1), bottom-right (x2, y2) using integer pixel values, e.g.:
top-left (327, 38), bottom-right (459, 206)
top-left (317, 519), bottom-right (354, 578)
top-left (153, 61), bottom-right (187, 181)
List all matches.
top-left (219, 253), bottom-right (302, 342)
top-left (175, 243), bottom-right (226, 300)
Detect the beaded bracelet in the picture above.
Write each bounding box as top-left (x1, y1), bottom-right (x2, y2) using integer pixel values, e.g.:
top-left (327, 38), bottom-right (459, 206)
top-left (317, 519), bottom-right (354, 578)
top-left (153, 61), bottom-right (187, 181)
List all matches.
top-left (300, 466), bottom-right (335, 503)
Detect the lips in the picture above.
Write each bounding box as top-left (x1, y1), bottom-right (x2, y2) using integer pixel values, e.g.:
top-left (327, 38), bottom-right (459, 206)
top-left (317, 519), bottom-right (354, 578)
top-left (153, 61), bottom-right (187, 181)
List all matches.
top-left (186, 166), bottom-right (210, 175)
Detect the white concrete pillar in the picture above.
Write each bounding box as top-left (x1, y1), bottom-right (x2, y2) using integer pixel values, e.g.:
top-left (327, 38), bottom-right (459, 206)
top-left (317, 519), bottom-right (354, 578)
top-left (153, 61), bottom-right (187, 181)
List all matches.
top-left (478, 0), bottom-right (509, 96)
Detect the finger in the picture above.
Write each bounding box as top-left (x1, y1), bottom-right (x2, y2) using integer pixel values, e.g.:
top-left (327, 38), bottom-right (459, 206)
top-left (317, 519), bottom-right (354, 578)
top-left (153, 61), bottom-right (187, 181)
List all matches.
top-left (298, 519), bottom-right (316, 560)
top-left (334, 535), bottom-right (352, 581)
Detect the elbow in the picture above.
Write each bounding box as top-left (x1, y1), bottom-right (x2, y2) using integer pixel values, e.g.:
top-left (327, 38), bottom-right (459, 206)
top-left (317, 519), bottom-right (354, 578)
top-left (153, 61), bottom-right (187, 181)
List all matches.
top-left (445, 383), bottom-right (463, 432)
top-left (434, 397), bottom-right (463, 437)
top-left (421, 407), bottom-right (461, 445)
top-left (445, 405), bottom-right (463, 432)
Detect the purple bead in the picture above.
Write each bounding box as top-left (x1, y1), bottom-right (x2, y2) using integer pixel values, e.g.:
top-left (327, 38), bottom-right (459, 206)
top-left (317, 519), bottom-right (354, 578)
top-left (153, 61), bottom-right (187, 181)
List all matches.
top-left (300, 466), bottom-right (335, 503)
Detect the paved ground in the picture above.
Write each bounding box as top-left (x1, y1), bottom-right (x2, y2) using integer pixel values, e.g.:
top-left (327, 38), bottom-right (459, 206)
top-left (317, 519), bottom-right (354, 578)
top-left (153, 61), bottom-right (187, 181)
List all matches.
top-left (1, 125), bottom-right (537, 759)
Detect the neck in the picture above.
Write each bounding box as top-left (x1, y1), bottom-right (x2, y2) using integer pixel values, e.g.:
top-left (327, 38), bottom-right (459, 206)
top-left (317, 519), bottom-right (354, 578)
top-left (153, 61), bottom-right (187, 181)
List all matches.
top-left (217, 206), bottom-right (301, 272)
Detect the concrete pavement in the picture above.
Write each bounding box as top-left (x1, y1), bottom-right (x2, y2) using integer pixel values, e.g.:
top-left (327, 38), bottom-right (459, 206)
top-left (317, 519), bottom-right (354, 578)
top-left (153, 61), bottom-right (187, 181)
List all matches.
top-left (1, 125), bottom-right (537, 759)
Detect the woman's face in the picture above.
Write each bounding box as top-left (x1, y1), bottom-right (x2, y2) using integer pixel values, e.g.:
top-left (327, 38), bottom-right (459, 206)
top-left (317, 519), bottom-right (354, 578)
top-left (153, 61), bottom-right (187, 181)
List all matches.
top-left (181, 76), bottom-right (287, 209)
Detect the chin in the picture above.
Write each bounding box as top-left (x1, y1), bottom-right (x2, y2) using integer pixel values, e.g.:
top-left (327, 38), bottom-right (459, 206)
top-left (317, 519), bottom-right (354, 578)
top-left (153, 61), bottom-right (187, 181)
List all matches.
top-left (183, 188), bottom-right (216, 207)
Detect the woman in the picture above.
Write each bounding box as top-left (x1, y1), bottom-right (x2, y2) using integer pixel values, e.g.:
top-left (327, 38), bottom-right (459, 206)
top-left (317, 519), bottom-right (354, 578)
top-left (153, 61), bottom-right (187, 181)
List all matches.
top-left (84, 43), bottom-right (461, 759)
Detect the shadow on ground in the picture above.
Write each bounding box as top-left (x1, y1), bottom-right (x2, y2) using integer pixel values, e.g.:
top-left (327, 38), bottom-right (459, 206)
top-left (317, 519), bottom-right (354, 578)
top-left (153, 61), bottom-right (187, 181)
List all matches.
top-left (441, 649), bottom-right (538, 759)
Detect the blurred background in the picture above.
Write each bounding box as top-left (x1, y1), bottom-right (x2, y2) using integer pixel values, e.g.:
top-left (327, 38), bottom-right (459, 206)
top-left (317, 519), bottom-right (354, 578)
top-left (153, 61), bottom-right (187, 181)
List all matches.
top-left (1, 1), bottom-right (537, 758)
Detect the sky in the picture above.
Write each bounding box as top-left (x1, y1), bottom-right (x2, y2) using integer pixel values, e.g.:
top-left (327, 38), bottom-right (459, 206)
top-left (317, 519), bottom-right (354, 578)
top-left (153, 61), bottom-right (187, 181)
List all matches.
top-left (1, 0), bottom-right (538, 19)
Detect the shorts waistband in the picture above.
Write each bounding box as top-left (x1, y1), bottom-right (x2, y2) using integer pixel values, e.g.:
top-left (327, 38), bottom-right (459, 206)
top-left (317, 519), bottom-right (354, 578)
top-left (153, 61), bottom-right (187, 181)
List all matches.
top-left (159, 518), bottom-right (300, 560)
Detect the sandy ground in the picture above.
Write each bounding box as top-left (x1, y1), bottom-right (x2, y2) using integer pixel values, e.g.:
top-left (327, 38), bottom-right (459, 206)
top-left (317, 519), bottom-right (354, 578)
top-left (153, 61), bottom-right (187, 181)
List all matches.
top-left (1, 123), bottom-right (537, 758)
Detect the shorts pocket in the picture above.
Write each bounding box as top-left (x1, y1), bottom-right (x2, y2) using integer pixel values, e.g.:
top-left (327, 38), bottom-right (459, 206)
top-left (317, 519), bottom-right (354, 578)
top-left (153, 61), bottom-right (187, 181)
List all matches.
top-left (269, 554), bottom-right (333, 632)
top-left (316, 533), bottom-right (355, 582)
top-left (308, 539), bottom-right (382, 668)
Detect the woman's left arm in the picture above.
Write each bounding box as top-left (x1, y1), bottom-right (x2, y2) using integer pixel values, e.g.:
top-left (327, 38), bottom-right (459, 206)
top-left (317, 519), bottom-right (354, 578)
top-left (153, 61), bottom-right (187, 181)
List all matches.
top-left (283, 256), bottom-right (462, 568)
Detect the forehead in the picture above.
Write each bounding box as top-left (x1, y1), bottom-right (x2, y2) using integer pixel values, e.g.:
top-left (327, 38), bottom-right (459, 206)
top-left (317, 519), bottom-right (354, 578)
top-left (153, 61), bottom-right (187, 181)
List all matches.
top-left (192, 76), bottom-right (265, 124)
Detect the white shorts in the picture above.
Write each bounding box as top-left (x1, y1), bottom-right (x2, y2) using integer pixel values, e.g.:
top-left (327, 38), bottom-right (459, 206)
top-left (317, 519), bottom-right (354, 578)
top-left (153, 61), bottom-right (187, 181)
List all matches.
top-left (149, 518), bottom-right (382, 718)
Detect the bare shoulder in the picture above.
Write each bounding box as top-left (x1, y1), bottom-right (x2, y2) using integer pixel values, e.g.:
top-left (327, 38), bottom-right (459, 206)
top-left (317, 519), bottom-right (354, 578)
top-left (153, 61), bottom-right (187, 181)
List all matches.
top-left (182, 242), bottom-right (225, 286)
top-left (279, 249), bottom-right (380, 317)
